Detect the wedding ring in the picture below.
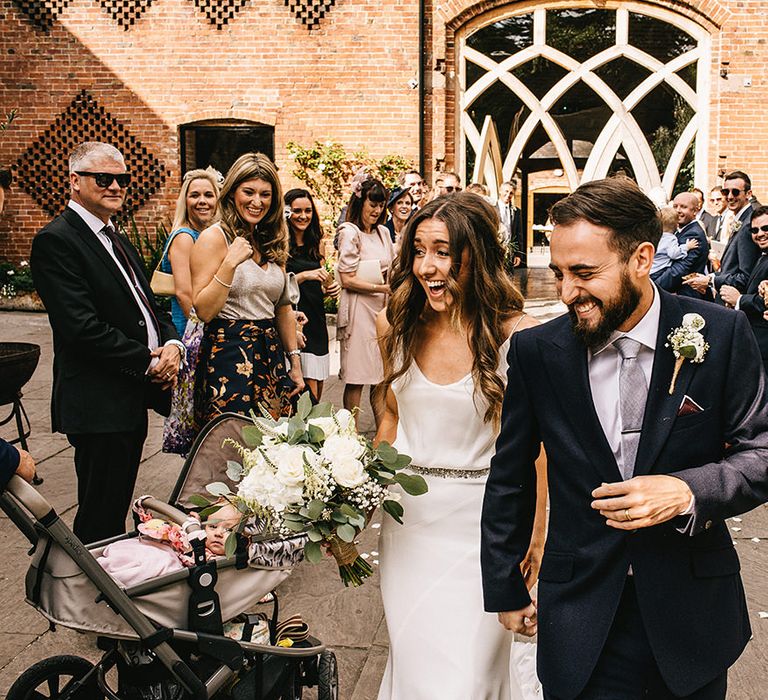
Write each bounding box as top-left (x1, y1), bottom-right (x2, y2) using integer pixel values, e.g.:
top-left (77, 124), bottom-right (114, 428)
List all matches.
top-left (624, 509), bottom-right (633, 522)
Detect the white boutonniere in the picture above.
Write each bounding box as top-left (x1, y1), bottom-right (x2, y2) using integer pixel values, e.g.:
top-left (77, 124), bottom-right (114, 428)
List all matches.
top-left (729, 218), bottom-right (743, 238)
top-left (666, 313), bottom-right (709, 395)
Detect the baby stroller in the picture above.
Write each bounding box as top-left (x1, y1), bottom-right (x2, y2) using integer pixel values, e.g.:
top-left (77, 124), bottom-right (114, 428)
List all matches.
top-left (0, 413), bottom-right (339, 700)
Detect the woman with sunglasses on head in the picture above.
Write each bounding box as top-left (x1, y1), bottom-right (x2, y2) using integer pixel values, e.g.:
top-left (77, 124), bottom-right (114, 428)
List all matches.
top-left (336, 174), bottom-right (395, 428)
top-left (161, 168), bottom-right (220, 336)
top-left (376, 193), bottom-right (545, 699)
top-left (191, 153), bottom-right (304, 425)
top-left (285, 188), bottom-right (340, 402)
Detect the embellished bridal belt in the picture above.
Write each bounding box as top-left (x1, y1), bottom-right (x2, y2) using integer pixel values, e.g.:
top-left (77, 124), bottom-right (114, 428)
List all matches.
top-left (409, 464), bottom-right (490, 480)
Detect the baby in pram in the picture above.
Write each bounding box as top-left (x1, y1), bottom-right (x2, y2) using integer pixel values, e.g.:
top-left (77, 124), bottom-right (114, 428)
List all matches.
top-left (97, 501), bottom-right (241, 587)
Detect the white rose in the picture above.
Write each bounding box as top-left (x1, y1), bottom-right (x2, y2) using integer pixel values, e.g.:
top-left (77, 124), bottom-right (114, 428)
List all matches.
top-left (334, 409), bottom-right (356, 434)
top-left (307, 416), bottom-right (338, 439)
top-left (321, 434), bottom-right (366, 464)
top-left (331, 455), bottom-right (368, 488)
top-left (682, 313), bottom-right (705, 331)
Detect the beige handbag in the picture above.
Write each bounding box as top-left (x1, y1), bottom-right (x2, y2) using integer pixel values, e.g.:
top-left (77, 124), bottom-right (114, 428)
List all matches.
top-left (150, 265), bottom-right (175, 296)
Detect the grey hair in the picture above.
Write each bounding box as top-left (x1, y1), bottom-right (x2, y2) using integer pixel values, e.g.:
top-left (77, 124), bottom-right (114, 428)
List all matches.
top-left (69, 142), bottom-right (124, 173)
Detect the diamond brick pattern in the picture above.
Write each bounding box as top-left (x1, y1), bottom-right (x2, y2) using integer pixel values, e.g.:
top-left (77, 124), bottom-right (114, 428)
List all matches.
top-left (285, 0), bottom-right (336, 29)
top-left (12, 0), bottom-right (71, 31)
top-left (15, 90), bottom-right (167, 219)
top-left (98, 0), bottom-right (155, 28)
top-left (192, 0), bottom-right (249, 30)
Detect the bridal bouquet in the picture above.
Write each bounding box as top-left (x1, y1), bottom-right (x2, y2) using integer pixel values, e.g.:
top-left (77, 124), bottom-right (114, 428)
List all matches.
top-left (196, 394), bottom-right (427, 586)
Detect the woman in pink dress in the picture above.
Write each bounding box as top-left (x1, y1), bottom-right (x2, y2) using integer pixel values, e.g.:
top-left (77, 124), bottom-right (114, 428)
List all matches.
top-left (336, 177), bottom-right (395, 428)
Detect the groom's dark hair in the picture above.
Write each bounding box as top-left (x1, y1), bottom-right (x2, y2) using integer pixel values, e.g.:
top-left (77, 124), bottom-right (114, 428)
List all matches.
top-left (549, 177), bottom-right (662, 261)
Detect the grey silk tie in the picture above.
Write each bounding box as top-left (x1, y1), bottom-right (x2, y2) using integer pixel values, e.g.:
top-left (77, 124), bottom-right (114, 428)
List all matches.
top-left (613, 337), bottom-right (647, 479)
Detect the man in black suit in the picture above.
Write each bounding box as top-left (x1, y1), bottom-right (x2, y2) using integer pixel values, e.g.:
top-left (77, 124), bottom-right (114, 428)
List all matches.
top-left (653, 192), bottom-right (710, 298)
top-left (692, 187), bottom-right (718, 239)
top-left (497, 179), bottom-right (525, 268)
top-left (685, 171), bottom-right (760, 300)
top-left (31, 142), bottom-right (182, 544)
top-left (708, 186), bottom-right (728, 241)
top-left (719, 205), bottom-right (768, 374)
top-left (481, 177), bottom-right (768, 699)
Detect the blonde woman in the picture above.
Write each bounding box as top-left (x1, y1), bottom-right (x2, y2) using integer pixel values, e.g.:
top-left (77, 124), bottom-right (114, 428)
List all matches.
top-left (191, 153), bottom-right (304, 425)
top-left (161, 168), bottom-right (220, 336)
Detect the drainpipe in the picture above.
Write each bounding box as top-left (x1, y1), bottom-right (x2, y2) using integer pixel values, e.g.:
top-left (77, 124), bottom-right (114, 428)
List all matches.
top-left (419, 0), bottom-right (426, 176)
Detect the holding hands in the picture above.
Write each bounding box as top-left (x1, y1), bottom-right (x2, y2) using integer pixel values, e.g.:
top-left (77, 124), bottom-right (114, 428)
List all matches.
top-left (591, 475), bottom-right (693, 530)
top-left (149, 343), bottom-right (182, 388)
top-left (682, 273), bottom-right (710, 294)
top-left (498, 601), bottom-right (538, 637)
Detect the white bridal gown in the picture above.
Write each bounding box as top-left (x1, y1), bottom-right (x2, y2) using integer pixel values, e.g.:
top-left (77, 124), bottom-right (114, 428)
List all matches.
top-left (377, 339), bottom-right (542, 700)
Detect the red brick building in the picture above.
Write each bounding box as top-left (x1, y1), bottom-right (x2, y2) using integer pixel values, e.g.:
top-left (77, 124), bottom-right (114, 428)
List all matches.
top-left (1, 0), bottom-right (765, 259)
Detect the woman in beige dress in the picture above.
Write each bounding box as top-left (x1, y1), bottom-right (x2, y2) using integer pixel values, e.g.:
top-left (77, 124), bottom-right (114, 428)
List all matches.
top-left (336, 177), bottom-right (395, 427)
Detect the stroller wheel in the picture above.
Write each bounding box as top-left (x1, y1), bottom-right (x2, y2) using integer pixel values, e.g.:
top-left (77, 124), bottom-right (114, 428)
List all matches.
top-left (7, 655), bottom-right (101, 700)
top-left (317, 651), bottom-right (338, 700)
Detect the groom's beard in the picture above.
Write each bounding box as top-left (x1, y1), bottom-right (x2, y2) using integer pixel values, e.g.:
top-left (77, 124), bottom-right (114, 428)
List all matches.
top-left (567, 271), bottom-right (641, 351)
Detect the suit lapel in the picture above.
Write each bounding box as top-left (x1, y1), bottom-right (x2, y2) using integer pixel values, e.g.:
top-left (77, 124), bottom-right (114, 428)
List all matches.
top-left (746, 254), bottom-right (768, 292)
top-left (63, 208), bottom-right (138, 303)
top-left (634, 292), bottom-right (697, 475)
top-left (540, 324), bottom-right (621, 483)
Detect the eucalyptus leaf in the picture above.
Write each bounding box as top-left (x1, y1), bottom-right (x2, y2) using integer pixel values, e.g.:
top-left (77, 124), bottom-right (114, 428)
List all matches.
top-left (318, 522), bottom-right (332, 536)
top-left (336, 523), bottom-right (356, 542)
top-left (394, 473), bottom-right (429, 495)
top-left (206, 482), bottom-right (231, 497)
top-left (296, 391), bottom-right (313, 421)
top-left (331, 510), bottom-right (348, 523)
top-left (307, 424), bottom-right (326, 444)
top-left (226, 460), bottom-right (244, 482)
top-left (339, 503), bottom-right (358, 518)
top-left (377, 442), bottom-right (398, 466)
top-left (224, 532), bottom-right (238, 558)
top-left (307, 528), bottom-right (323, 542)
top-left (306, 499), bottom-right (326, 520)
top-left (284, 519), bottom-right (307, 532)
top-left (187, 494), bottom-right (211, 508)
top-left (394, 454), bottom-right (412, 469)
top-left (348, 513), bottom-right (366, 529)
top-left (383, 499), bottom-right (404, 524)
top-left (304, 540), bottom-right (323, 563)
top-left (199, 504), bottom-right (224, 519)
top-left (241, 425), bottom-right (263, 447)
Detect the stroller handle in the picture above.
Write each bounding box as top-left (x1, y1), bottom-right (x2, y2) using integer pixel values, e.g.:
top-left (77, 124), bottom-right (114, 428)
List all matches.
top-left (6, 474), bottom-right (54, 520)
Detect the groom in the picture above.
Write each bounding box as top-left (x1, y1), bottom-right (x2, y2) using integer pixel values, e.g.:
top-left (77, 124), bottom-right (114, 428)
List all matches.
top-left (481, 177), bottom-right (768, 699)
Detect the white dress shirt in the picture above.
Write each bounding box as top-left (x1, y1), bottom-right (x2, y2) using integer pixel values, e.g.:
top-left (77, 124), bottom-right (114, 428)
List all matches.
top-left (588, 286), bottom-right (660, 474)
top-left (67, 201), bottom-right (183, 369)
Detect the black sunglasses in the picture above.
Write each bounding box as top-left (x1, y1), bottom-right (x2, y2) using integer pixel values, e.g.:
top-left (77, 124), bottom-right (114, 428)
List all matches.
top-left (443, 186), bottom-right (461, 193)
top-left (750, 225), bottom-right (768, 235)
top-left (721, 188), bottom-right (744, 197)
top-left (76, 171), bottom-right (131, 188)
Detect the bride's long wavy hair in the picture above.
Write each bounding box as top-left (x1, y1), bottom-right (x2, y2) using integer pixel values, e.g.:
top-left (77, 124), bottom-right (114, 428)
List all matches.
top-left (382, 192), bottom-right (524, 426)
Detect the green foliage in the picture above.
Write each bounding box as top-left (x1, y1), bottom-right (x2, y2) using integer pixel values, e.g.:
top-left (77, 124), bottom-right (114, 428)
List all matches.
top-left (286, 140), bottom-right (414, 225)
top-left (119, 217), bottom-right (170, 280)
top-left (0, 108), bottom-right (17, 134)
top-left (0, 259), bottom-right (35, 298)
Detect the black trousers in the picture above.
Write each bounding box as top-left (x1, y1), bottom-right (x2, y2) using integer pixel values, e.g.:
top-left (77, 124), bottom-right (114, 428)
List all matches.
top-left (68, 415), bottom-right (148, 545)
top-left (545, 578), bottom-right (727, 700)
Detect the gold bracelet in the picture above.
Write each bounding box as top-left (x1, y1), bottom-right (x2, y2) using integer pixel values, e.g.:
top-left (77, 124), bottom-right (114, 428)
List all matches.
top-left (213, 274), bottom-right (232, 289)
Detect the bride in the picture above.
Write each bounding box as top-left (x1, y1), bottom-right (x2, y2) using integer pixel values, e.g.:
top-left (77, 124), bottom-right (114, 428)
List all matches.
top-left (375, 193), bottom-right (548, 699)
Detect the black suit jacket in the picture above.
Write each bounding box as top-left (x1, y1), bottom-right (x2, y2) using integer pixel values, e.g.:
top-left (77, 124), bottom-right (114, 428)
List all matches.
top-left (481, 291), bottom-right (768, 698)
top-left (30, 207), bottom-right (177, 434)
top-left (699, 210), bottom-right (718, 239)
top-left (737, 254), bottom-right (768, 367)
top-left (652, 219), bottom-right (709, 298)
top-left (715, 205), bottom-right (759, 291)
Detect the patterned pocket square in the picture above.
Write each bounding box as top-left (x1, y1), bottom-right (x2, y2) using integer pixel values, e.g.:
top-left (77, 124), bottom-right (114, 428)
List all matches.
top-left (678, 394), bottom-right (704, 416)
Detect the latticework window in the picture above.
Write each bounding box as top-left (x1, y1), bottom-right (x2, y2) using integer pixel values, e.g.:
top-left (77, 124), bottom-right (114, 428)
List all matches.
top-left (12, 0), bottom-right (71, 31)
top-left (99, 0), bottom-right (155, 28)
top-left (285, 0), bottom-right (336, 29)
top-left (192, 0), bottom-right (249, 29)
top-left (15, 90), bottom-right (167, 218)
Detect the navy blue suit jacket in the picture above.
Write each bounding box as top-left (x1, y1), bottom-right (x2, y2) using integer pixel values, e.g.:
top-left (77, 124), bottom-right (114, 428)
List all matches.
top-left (715, 205), bottom-right (759, 292)
top-left (0, 439), bottom-right (19, 491)
top-left (652, 219), bottom-right (709, 297)
top-left (481, 291), bottom-right (768, 699)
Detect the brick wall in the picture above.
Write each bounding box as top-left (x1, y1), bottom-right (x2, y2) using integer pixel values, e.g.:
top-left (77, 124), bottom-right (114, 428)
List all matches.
top-left (2, 0), bottom-right (767, 262)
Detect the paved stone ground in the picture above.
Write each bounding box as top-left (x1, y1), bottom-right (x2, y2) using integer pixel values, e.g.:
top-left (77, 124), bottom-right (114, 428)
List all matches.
top-left (1, 301), bottom-right (767, 699)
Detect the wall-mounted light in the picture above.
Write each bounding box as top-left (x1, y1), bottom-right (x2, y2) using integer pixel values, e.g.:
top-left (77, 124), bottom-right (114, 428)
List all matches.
top-left (435, 59), bottom-right (446, 75)
top-left (720, 61), bottom-right (730, 79)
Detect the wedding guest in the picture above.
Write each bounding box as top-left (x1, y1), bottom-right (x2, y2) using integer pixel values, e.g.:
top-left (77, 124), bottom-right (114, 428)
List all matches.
top-left (161, 168), bottom-right (220, 336)
top-left (0, 439), bottom-right (35, 491)
top-left (400, 169), bottom-right (428, 210)
top-left (497, 179), bottom-right (523, 268)
top-left (708, 186), bottom-right (728, 241)
top-left (31, 142), bottom-right (182, 544)
top-left (285, 188), bottom-right (339, 402)
top-left (691, 187), bottom-right (718, 239)
top-left (191, 153), bottom-right (303, 425)
top-left (336, 176), bottom-right (394, 428)
top-left (650, 205), bottom-right (699, 281)
top-left (719, 206), bottom-right (768, 372)
top-left (436, 171), bottom-right (462, 196)
top-left (466, 182), bottom-right (489, 197)
top-left (376, 192), bottom-right (545, 699)
top-left (685, 170), bottom-right (760, 299)
top-left (384, 186), bottom-right (413, 245)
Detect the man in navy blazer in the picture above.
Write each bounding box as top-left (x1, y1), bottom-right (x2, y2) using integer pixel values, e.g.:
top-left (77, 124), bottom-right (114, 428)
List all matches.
top-left (653, 192), bottom-right (710, 298)
top-left (0, 439), bottom-right (35, 491)
top-left (481, 178), bottom-right (768, 699)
